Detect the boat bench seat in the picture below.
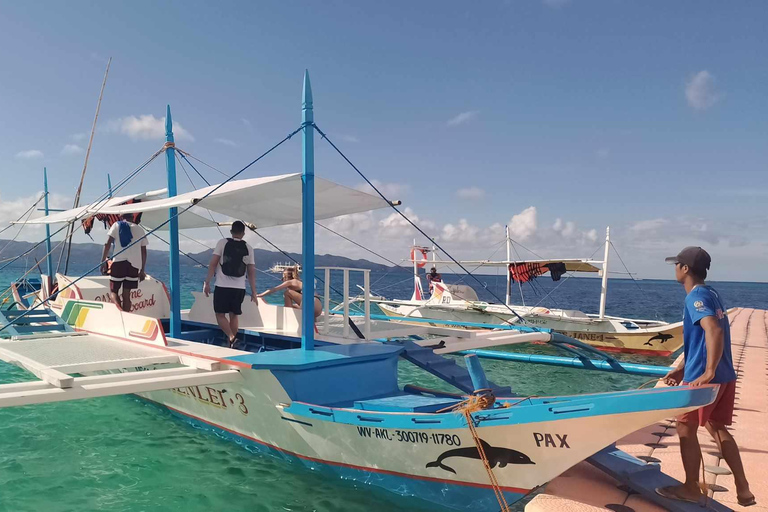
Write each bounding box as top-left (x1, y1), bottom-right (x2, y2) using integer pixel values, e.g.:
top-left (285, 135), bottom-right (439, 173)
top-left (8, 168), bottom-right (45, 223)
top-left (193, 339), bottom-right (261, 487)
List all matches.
top-left (353, 393), bottom-right (461, 413)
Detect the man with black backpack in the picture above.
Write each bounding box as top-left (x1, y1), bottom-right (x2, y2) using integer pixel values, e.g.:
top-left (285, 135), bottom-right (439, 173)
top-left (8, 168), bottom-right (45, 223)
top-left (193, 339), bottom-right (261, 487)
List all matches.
top-left (203, 221), bottom-right (257, 347)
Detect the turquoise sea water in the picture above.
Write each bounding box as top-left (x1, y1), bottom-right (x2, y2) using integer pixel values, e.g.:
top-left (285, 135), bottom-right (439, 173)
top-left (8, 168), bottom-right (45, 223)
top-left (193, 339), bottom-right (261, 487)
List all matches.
top-left (1, 264), bottom-right (767, 511)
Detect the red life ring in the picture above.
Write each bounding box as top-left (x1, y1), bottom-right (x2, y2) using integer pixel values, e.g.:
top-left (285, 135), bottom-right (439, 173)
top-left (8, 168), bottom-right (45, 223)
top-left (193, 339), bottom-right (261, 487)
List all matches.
top-left (411, 247), bottom-right (428, 268)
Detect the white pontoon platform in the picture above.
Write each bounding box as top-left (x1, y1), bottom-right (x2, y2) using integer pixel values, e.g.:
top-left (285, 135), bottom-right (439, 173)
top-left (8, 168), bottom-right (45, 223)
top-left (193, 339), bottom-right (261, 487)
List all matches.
top-left (0, 331), bottom-right (242, 408)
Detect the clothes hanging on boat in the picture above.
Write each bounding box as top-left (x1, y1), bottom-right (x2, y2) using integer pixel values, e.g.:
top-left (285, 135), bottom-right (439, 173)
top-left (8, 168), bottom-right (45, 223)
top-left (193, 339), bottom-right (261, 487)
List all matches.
top-left (545, 262), bottom-right (567, 281)
top-left (508, 262), bottom-right (547, 283)
top-left (82, 198), bottom-right (143, 236)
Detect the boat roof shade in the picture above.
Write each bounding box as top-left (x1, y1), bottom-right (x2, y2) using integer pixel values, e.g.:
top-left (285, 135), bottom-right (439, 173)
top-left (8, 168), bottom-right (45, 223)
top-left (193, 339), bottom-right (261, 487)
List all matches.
top-left (21, 174), bottom-right (394, 230)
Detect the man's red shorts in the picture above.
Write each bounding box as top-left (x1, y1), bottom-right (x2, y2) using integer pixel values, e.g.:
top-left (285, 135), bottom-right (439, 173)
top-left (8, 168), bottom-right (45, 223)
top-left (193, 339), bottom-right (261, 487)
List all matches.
top-left (677, 380), bottom-right (736, 426)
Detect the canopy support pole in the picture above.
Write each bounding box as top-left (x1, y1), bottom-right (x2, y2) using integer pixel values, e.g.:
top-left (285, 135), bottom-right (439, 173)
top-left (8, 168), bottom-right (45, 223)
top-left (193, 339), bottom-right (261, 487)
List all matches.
top-left (505, 225), bottom-right (511, 306)
top-left (107, 173), bottom-right (113, 198)
top-left (43, 168), bottom-right (53, 279)
top-left (301, 70), bottom-right (315, 351)
top-left (165, 106), bottom-right (181, 338)
top-left (598, 226), bottom-right (610, 320)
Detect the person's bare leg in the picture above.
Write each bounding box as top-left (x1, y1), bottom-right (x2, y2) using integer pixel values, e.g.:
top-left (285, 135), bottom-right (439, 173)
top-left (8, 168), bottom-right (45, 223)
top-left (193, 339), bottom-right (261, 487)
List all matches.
top-left (229, 314), bottom-right (239, 346)
top-left (216, 313), bottom-right (234, 344)
top-left (285, 289), bottom-right (302, 309)
top-left (661, 418), bottom-right (704, 501)
top-left (705, 421), bottom-right (754, 503)
top-left (109, 289), bottom-right (123, 310)
top-left (283, 290), bottom-right (292, 307)
top-left (122, 288), bottom-right (132, 312)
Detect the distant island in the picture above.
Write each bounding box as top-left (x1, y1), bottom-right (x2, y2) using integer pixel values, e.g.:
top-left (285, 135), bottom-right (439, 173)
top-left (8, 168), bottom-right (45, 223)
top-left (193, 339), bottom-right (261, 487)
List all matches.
top-left (0, 239), bottom-right (393, 273)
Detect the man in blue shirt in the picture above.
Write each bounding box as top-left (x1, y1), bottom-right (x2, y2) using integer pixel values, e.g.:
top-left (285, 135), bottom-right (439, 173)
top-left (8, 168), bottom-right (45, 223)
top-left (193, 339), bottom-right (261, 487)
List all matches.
top-left (656, 247), bottom-right (754, 506)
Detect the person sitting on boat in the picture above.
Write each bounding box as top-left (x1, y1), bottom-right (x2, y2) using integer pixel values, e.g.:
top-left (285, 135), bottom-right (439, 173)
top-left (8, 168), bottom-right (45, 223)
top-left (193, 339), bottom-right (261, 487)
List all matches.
top-left (257, 266), bottom-right (322, 319)
top-left (426, 266), bottom-right (442, 292)
top-left (657, 247), bottom-right (755, 507)
top-left (202, 221), bottom-right (257, 348)
top-left (100, 213), bottom-right (148, 312)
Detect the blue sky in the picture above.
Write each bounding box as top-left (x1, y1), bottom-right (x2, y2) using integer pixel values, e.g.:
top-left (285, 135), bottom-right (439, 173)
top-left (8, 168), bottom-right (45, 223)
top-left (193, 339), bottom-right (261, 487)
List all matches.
top-left (1, 1), bottom-right (766, 281)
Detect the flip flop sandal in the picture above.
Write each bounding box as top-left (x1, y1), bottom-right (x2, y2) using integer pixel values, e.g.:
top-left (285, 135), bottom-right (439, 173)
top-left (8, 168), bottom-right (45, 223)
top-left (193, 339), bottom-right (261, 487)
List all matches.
top-left (738, 495), bottom-right (757, 507)
top-left (228, 336), bottom-right (238, 348)
top-left (655, 486), bottom-right (701, 504)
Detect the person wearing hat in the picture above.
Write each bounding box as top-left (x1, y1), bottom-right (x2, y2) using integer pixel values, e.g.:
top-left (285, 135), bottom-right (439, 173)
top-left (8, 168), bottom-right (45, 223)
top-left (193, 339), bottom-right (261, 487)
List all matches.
top-left (656, 247), bottom-right (754, 506)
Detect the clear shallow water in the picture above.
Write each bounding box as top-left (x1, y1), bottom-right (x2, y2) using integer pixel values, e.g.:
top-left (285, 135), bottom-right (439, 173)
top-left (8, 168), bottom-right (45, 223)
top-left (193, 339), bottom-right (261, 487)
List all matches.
top-left (1, 264), bottom-right (767, 511)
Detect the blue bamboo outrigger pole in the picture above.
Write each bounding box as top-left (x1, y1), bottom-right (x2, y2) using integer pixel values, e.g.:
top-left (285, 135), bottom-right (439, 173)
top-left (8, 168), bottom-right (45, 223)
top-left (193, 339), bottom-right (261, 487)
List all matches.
top-left (301, 70), bottom-right (315, 351)
top-left (165, 106), bottom-right (182, 338)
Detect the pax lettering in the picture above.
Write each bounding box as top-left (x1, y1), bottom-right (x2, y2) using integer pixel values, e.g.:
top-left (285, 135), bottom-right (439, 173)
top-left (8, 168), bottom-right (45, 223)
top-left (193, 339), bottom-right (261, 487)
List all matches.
top-left (533, 432), bottom-right (570, 448)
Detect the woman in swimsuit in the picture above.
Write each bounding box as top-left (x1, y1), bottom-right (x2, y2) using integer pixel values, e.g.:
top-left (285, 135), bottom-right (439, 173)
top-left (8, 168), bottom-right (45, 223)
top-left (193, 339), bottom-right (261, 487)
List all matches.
top-left (258, 267), bottom-right (322, 318)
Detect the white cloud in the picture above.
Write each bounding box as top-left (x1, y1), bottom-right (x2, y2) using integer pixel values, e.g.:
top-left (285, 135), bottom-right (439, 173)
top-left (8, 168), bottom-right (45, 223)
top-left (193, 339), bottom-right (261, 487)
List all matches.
top-left (107, 115), bottom-right (194, 142)
top-left (0, 191), bottom-right (70, 233)
top-left (356, 180), bottom-right (410, 199)
top-left (596, 148), bottom-right (610, 159)
top-left (508, 206), bottom-right (537, 241)
top-left (61, 144), bottom-right (84, 155)
top-left (456, 186), bottom-right (485, 200)
top-left (242, 118), bottom-right (253, 130)
top-left (379, 207), bottom-right (436, 237)
top-left (446, 110), bottom-right (479, 127)
top-left (215, 138), bottom-right (238, 147)
top-left (585, 229), bottom-right (598, 242)
top-left (72, 133), bottom-right (88, 142)
top-left (15, 150), bottom-right (44, 160)
top-left (630, 218), bottom-right (669, 232)
top-left (685, 70), bottom-right (720, 110)
top-left (441, 219), bottom-right (480, 243)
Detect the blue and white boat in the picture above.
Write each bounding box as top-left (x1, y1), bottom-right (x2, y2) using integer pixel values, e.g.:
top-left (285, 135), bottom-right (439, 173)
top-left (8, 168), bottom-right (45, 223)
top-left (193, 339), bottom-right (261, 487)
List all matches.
top-left (0, 72), bottom-right (717, 511)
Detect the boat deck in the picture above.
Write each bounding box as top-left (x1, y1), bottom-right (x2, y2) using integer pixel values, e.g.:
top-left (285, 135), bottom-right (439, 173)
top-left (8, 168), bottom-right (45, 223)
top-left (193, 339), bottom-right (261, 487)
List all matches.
top-left (526, 307), bottom-right (767, 511)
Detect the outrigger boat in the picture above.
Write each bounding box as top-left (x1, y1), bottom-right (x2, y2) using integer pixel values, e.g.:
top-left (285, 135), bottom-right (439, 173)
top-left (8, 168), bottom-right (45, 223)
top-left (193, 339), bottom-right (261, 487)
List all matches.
top-left (377, 230), bottom-right (683, 356)
top-left (0, 73), bottom-right (719, 511)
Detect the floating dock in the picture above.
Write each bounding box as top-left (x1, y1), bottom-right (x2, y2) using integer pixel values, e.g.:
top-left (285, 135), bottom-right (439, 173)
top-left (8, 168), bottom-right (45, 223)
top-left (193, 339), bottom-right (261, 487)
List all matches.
top-left (526, 307), bottom-right (766, 511)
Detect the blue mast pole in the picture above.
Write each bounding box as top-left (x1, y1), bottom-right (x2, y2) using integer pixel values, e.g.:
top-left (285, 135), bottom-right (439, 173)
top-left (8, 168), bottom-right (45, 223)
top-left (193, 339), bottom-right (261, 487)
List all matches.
top-left (107, 173), bottom-right (113, 198)
top-left (165, 106), bottom-right (181, 338)
top-left (42, 168), bottom-right (53, 278)
top-left (301, 70), bottom-right (315, 351)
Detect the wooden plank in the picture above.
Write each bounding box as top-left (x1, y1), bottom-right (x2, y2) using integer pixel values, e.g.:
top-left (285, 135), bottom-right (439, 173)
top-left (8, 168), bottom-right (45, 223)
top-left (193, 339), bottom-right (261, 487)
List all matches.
top-left (50, 355), bottom-right (180, 374)
top-left (179, 356), bottom-right (221, 371)
top-left (0, 369), bottom-right (242, 408)
top-left (434, 332), bottom-right (551, 354)
top-left (73, 366), bottom-right (200, 385)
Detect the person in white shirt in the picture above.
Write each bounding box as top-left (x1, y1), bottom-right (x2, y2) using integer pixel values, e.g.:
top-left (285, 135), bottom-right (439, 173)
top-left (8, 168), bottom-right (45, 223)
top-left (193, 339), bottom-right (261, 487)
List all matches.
top-left (100, 213), bottom-right (148, 312)
top-left (203, 221), bottom-right (257, 347)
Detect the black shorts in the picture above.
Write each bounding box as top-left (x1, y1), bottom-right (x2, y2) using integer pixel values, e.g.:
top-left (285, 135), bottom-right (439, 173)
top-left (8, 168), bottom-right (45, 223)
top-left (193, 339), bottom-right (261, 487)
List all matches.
top-left (213, 286), bottom-right (246, 315)
top-left (110, 260), bottom-right (139, 293)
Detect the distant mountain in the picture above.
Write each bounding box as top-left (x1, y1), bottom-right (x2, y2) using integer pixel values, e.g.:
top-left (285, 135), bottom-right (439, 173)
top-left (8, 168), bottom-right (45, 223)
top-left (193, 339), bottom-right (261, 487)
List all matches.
top-left (0, 239), bottom-right (393, 273)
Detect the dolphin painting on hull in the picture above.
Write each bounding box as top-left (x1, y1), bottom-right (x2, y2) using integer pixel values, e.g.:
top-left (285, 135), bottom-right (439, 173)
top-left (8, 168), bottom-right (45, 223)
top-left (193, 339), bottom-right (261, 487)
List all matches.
top-left (426, 439), bottom-right (534, 474)
top-left (644, 333), bottom-right (674, 346)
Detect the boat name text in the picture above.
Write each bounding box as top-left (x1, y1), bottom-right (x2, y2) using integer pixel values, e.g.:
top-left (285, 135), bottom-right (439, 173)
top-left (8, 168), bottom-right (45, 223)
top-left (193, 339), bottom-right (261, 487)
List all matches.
top-left (357, 427), bottom-right (461, 446)
top-left (171, 385), bottom-right (249, 415)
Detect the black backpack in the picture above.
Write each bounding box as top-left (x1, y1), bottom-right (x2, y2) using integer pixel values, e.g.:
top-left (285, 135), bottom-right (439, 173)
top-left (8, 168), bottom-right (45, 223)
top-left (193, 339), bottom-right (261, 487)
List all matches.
top-left (220, 238), bottom-right (248, 277)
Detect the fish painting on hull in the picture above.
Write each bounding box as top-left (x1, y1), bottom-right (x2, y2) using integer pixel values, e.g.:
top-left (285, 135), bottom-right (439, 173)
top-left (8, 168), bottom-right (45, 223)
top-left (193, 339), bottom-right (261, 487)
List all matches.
top-left (426, 439), bottom-right (535, 474)
top-left (644, 333), bottom-right (673, 346)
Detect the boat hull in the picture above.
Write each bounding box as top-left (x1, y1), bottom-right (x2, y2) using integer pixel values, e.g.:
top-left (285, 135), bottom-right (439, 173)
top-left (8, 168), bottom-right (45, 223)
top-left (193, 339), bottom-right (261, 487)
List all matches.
top-left (378, 304), bottom-right (683, 356)
top-left (132, 366), bottom-right (711, 510)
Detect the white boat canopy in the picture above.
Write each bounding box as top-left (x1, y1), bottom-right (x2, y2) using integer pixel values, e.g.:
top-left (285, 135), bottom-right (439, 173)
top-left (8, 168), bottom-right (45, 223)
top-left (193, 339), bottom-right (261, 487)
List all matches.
top-left (426, 259), bottom-right (602, 273)
top-left (20, 174), bottom-right (394, 230)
